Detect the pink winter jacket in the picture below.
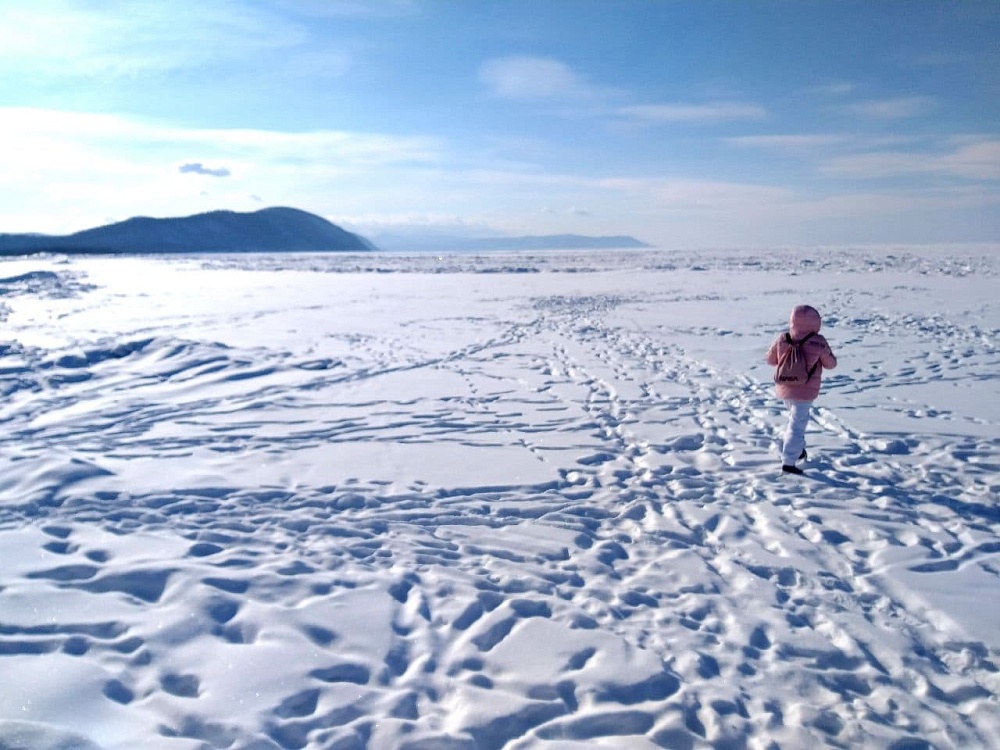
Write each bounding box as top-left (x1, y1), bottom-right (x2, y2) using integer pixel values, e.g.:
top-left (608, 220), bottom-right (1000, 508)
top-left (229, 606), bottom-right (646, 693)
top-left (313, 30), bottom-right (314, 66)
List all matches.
top-left (766, 305), bottom-right (837, 401)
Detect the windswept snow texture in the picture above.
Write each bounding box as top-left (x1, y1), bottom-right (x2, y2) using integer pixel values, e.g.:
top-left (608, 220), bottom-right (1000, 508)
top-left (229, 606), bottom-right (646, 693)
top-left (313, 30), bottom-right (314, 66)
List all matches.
top-left (1, 248), bottom-right (999, 750)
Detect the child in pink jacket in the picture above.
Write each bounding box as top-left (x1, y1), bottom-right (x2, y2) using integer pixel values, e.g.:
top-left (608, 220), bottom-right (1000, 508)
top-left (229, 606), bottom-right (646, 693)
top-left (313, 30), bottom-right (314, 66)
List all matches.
top-left (765, 304), bottom-right (838, 474)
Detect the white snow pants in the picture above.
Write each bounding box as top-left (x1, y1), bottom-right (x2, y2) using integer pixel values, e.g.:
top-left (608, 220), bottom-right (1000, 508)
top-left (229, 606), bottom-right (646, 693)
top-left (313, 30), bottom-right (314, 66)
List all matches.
top-left (781, 400), bottom-right (812, 466)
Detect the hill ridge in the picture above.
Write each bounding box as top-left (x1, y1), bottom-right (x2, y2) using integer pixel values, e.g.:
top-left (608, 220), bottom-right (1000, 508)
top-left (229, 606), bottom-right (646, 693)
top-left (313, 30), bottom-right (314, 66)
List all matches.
top-left (0, 207), bottom-right (376, 255)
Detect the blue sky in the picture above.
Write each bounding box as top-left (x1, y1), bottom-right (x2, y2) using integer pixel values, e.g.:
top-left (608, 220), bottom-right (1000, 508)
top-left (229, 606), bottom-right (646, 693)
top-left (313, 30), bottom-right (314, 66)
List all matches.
top-left (1, 0), bottom-right (998, 248)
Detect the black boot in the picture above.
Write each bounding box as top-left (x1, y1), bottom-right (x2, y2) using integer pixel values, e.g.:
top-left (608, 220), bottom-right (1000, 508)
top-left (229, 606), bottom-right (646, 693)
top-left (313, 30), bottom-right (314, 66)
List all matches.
top-left (782, 464), bottom-right (804, 475)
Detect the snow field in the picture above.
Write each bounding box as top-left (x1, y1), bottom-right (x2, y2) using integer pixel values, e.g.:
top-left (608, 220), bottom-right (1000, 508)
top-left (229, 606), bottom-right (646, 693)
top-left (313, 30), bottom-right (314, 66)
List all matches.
top-left (1, 247), bottom-right (998, 749)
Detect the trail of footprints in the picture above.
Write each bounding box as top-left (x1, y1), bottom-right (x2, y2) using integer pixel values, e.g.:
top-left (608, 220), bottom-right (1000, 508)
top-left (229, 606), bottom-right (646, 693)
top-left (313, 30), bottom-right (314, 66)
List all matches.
top-left (476, 300), bottom-right (1000, 746)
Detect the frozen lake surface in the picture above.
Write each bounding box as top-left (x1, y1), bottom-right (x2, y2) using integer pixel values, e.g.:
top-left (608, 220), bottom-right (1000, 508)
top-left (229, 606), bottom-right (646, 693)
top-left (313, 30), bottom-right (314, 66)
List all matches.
top-left (1, 246), bottom-right (998, 749)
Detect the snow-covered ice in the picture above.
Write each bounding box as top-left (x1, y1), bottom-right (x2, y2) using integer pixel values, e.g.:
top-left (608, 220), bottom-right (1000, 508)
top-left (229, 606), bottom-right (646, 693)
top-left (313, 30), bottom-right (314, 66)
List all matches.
top-left (1, 246), bottom-right (998, 749)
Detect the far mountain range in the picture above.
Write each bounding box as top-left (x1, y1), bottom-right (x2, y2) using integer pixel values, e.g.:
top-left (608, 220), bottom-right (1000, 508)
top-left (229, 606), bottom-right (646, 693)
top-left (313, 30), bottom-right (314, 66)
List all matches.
top-left (0, 207), bottom-right (649, 255)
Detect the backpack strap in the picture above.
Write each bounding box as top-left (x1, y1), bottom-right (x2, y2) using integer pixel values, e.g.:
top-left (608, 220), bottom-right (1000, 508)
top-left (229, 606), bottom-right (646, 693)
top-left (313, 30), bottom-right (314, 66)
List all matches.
top-left (800, 333), bottom-right (819, 381)
top-left (806, 360), bottom-right (820, 382)
top-left (785, 331), bottom-right (816, 345)
top-left (785, 331), bottom-right (820, 382)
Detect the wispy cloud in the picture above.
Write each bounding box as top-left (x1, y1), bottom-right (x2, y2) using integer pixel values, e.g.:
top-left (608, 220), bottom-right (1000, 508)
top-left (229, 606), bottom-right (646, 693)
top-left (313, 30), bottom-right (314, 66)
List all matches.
top-left (791, 186), bottom-right (1000, 228)
top-left (726, 134), bottom-right (848, 151)
top-left (726, 133), bottom-right (917, 154)
top-left (479, 55), bottom-right (768, 130)
top-left (618, 103), bottom-right (767, 124)
top-left (645, 179), bottom-right (791, 210)
top-left (0, 0), bottom-right (334, 79)
top-left (0, 109), bottom-right (442, 169)
top-left (906, 51), bottom-right (979, 68)
top-left (271, 0), bottom-right (417, 18)
top-left (811, 82), bottom-right (856, 97)
top-left (335, 212), bottom-right (506, 241)
top-left (591, 176), bottom-right (794, 211)
top-left (728, 132), bottom-right (1000, 182)
top-left (479, 56), bottom-right (594, 100)
top-left (179, 162), bottom-right (232, 178)
top-left (822, 138), bottom-right (1000, 180)
top-left (837, 96), bottom-right (937, 120)
top-left (541, 206), bottom-right (592, 217)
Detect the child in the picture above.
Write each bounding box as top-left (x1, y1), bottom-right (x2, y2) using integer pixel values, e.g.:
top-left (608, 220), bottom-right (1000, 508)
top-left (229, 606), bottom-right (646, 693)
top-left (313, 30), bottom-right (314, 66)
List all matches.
top-left (765, 304), bottom-right (837, 474)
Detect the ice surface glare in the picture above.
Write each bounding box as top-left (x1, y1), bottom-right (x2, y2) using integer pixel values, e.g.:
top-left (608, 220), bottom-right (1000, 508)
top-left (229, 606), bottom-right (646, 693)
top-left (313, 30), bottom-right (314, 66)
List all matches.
top-left (0, 246), bottom-right (999, 750)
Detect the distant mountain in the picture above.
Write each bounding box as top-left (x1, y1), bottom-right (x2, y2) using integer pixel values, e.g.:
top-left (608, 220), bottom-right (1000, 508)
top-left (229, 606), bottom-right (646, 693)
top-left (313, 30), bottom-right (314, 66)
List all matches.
top-left (0, 207), bottom-right (376, 255)
top-left (373, 233), bottom-right (651, 252)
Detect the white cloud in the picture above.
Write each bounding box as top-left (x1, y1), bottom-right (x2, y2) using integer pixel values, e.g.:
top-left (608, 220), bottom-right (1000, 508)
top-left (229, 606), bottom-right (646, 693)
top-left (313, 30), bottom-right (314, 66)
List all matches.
top-left (618, 103), bottom-right (767, 124)
top-left (0, 108), bottom-right (444, 232)
top-left (479, 56), bottom-right (590, 100)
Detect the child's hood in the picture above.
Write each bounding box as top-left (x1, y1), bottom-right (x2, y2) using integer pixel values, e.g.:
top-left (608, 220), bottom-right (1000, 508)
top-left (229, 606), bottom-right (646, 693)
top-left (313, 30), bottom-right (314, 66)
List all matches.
top-left (789, 305), bottom-right (822, 339)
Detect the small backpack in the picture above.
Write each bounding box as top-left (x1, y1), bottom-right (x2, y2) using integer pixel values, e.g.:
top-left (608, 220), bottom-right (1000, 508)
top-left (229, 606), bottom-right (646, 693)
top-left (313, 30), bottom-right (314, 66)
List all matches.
top-left (774, 332), bottom-right (818, 384)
